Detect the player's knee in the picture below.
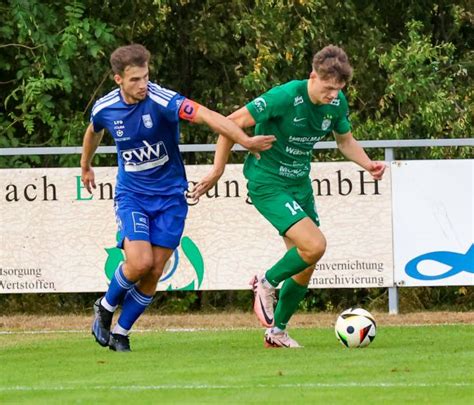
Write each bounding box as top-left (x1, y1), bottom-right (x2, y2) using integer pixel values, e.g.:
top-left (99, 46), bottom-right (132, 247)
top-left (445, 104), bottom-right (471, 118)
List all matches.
top-left (300, 236), bottom-right (326, 264)
top-left (128, 257), bottom-right (154, 278)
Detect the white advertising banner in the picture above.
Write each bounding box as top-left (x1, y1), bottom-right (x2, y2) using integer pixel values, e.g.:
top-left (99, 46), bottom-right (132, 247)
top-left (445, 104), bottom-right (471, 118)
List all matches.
top-left (0, 163), bottom-right (393, 293)
top-left (392, 160), bottom-right (474, 286)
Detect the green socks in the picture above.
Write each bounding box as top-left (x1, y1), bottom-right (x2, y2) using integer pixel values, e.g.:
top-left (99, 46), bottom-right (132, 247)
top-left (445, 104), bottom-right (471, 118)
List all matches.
top-left (274, 277), bottom-right (308, 330)
top-left (264, 247), bottom-right (310, 330)
top-left (265, 246), bottom-right (309, 287)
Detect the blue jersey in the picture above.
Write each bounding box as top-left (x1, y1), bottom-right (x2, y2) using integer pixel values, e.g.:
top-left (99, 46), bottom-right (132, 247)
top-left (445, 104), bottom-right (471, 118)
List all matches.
top-left (90, 82), bottom-right (198, 196)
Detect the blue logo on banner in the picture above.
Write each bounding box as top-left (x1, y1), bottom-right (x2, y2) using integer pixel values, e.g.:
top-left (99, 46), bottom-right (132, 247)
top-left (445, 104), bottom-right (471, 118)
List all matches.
top-left (405, 244), bottom-right (474, 280)
top-left (159, 249), bottom-right (179, 282)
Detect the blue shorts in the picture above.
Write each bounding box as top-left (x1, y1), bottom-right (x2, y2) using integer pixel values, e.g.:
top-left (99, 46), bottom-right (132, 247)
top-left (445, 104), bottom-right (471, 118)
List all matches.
top-left (114, 192), bottom-right (188, 250)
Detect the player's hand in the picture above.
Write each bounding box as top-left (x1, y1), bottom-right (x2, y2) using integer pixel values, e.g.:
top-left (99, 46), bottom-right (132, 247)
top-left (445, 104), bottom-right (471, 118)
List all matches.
top-left (81, 166), bottom-right (96, 194)
top-left (188, 168), bottom-right (222, 202)
top-left (368, 161), bottom-right (386, 180)
top-left (244, 135), bottom-right (276, 159)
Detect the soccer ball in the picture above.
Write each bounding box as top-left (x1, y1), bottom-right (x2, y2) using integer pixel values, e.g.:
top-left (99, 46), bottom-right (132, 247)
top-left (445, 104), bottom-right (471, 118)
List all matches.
top-left (335, 308), bottom-right (376, 348)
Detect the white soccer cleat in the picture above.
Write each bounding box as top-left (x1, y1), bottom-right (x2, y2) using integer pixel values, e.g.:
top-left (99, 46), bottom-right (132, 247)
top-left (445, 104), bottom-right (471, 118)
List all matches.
top-left (264, 330), bottom-right (303, 348)
top-left (249, 274), bottom-right (276, 327)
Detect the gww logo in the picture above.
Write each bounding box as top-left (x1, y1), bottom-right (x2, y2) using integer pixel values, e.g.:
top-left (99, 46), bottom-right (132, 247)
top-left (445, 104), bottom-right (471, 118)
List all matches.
top-left (122, 140), bottom-right (169, 172)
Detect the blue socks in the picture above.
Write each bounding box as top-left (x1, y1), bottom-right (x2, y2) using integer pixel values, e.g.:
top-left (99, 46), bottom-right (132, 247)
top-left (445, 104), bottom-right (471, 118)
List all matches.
top-left (102, 264), bottom-right (134, 311)
top-left (101, 264), bottom-right (153, 336)
top-left (115, 286), bottom-right (153, 334)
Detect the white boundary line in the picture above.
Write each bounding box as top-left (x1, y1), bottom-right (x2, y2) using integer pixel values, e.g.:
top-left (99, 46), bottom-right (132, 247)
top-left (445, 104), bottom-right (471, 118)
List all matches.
top-left (0, 323), bottom-right (472, 335)
top-left (0, 382), bottom-right (472, 392)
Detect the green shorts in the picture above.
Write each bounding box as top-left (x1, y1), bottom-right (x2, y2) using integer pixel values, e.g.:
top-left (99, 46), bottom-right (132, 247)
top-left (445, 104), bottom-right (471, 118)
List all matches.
top-left (247, 180), bottom-right (320, 236)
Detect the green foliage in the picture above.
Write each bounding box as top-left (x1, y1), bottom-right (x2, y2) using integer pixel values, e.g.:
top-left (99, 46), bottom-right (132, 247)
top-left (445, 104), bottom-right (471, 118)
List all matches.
top-left (358, 20), bottom-right (473, 152)
top-left (0, 287), bottom-right (472, 314)
top-left (0, 0), bottom-right (117, 167)
top-left (1, 0), bottom-right (471, 167)
top-left (300, 286), bottom-right (474, 313)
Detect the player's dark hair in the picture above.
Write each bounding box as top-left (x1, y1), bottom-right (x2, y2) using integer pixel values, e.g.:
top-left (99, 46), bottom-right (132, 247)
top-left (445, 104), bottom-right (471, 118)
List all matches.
top-left (312, 45), bottom-right (353, 83)
top-left (110, 44), bottom-right (151, 75)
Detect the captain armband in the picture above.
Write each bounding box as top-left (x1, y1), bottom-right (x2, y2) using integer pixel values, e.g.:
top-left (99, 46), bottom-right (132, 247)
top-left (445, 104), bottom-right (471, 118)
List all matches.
top-left (179, 99), bottom-right (201, 122)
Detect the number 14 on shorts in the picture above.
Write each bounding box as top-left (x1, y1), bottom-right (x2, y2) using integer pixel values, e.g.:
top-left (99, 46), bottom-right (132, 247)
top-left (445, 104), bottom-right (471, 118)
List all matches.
top-left (285, 200), bottom-right (303, 216)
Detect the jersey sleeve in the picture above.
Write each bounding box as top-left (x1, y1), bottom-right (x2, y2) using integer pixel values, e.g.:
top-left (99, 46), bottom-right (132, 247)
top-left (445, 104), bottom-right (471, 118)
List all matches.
top-left (89, 106), bottom-right (105, 133)
top-left (333, 91), bottom-right (352, 134)
top-left (245, 85), bottom-right (292, 124)
top-left (148, 83), bottom-right (189, 123)
top-left (158, 93), bottom-right (186, 123)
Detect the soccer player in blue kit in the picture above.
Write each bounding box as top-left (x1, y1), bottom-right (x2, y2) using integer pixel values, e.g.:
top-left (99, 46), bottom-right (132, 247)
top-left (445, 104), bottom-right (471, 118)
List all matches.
top-left (81, 44), bottom-right (275, 352)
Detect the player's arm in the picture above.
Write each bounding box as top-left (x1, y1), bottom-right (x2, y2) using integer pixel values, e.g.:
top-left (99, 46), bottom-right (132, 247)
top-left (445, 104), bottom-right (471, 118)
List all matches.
top-left (334, 131), bottom-right (385, 180)
top-left (211, 106), bottom-right (258, 176)
top-left (178, 99), bottom-right (273, 155)
top-left (188, 106), bottom-right (258, 201)
top-left (80, 123), bottom-right (104, 193)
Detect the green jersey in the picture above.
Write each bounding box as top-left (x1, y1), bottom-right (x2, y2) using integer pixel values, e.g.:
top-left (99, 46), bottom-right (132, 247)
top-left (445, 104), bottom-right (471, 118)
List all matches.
top-left (244, 80), bottom-right (351, 185)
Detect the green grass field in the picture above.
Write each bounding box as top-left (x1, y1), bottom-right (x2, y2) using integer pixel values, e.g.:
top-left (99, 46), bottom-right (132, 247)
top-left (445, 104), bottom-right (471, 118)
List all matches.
top-left (1, 325), bottom-right (472, 404)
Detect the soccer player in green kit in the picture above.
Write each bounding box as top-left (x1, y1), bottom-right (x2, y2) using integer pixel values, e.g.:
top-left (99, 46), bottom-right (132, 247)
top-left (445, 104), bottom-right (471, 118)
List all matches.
top-left (191, 45), bottom-right (385, 348)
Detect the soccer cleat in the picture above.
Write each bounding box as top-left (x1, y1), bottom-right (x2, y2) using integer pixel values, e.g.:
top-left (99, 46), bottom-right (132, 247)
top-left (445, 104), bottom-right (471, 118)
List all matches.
top-left (264, 330), bottom-right (303, 348)
top-left (91, 297), bottom-right (113, 347)
top-left (249, 274), bottom-right (276, 327)
top-left (109, 333), bottom-right (131, 352)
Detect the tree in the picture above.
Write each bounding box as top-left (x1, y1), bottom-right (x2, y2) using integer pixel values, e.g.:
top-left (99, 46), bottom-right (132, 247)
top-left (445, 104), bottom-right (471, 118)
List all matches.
top-left (1, 0), bottom-right (471, 167)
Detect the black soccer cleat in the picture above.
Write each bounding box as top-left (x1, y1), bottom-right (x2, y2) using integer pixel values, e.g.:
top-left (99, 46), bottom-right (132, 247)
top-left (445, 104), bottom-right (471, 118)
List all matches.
top-left (109, 333), bottom-right (131, 352)
top-left (91, 297), bottom-right (113, 347)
